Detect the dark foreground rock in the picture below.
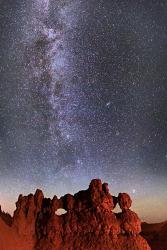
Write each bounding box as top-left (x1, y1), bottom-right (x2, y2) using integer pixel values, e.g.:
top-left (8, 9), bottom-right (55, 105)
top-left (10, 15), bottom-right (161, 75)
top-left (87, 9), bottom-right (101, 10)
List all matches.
top-left (142, 221), bottom-right (167, 250)
top-left (0, 179), bottom-right (151, 250)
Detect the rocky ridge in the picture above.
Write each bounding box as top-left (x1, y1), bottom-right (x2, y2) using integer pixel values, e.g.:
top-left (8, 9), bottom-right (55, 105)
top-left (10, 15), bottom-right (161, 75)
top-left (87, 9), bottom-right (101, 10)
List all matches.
top-left (0, 179), bottom-right (151, 250)
top-left (141, 221), bottom-right (167, 250)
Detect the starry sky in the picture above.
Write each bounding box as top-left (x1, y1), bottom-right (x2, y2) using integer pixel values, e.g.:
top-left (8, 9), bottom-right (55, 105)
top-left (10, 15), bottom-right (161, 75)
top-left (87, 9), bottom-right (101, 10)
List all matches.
top-left (0, 0), bottom-right (167, 222)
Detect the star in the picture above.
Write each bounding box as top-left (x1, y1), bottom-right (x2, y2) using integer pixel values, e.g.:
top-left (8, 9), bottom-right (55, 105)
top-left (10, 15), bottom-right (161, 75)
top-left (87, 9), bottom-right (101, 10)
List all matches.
top-left (106, 102), bottom-right (111, 107)
top-left (132, 189), bottom-right (136, 194)
top-left (0, 0), bottom-right (167, 223)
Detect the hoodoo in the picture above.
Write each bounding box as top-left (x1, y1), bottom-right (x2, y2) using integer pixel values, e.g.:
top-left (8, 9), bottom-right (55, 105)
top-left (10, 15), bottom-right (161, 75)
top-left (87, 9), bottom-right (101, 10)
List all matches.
top-left (0, 179), bottom-right (151, 250)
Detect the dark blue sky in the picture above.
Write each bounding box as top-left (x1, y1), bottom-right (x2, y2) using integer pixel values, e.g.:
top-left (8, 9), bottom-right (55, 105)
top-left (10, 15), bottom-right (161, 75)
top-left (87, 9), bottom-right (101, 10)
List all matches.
top-left (0, 0), bottom-right (167, 222)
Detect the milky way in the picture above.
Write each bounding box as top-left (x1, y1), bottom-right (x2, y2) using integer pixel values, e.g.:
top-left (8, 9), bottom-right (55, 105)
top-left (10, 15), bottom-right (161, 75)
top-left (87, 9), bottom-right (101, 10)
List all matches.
top-left (0, 0), bottom-right (167, 222)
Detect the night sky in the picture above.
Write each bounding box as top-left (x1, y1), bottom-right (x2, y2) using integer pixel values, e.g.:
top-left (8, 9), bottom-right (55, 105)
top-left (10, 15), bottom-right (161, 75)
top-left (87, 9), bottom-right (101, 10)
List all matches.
top-left (0, 0), bottom-right (167, 222)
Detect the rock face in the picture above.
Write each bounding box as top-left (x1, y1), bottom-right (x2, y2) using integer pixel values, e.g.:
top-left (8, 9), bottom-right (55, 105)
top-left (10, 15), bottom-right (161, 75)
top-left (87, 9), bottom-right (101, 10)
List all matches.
top-left (142, 221), bottom-right (167, 250)
top-left (0, 179), bottom-right (151, 250)
top-left (0, 205), bottom-right (12, 226)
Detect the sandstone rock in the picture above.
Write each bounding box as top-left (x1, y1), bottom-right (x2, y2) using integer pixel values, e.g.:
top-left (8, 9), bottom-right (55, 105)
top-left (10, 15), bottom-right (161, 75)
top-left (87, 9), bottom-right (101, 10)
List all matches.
top-left (118, 192), bottom-right (132, 210)
top-left (0, 179), bottom-right (151, 250)
top-left (102, 182), bottom-right (110, 194)
top-left (117, 209), bottom-right (141, 236)
top-left (51, 195), bottom-right (60, 213)
top-left (0, 206), bottom-right (12, 226)
top-left (61, 193), bottom-right (75, 211)
top-left (34, 189), bottom-right (44, 212)
top-left (142, 221), bottom-right (167, 250)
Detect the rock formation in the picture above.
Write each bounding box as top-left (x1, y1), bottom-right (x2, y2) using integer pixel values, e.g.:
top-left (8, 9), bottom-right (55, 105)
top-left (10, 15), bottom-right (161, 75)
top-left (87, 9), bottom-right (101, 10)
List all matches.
top-left (0, 179), bottom-right (151, 250)
top-left (0, 205), bottom-right (12, 226)
top-left (142, 221), bottom-right (167, 250)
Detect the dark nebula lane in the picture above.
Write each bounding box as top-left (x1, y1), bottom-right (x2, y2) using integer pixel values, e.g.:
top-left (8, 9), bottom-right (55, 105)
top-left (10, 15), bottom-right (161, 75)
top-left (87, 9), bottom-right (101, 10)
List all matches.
top-left (0, 0), bottom-right (167, 222)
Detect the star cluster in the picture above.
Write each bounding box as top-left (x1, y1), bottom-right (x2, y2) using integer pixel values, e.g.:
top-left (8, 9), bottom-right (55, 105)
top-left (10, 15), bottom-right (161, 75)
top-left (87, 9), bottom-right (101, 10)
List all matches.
top-left (0, 0), bottom-right (167, 222)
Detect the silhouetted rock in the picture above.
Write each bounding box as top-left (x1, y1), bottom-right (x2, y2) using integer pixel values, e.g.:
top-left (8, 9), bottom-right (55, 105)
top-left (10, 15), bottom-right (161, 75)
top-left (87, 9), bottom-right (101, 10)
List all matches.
top-left (0, 206), bottom-right (12, 226)
top-left (142, 221), bottom-right (167, 250)
top-left (34, 189), bottom-right (44, 212)
top-left (0, 179), bottom-right (151, 250)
